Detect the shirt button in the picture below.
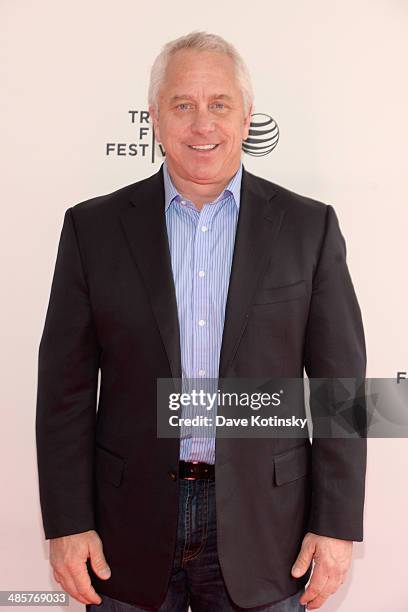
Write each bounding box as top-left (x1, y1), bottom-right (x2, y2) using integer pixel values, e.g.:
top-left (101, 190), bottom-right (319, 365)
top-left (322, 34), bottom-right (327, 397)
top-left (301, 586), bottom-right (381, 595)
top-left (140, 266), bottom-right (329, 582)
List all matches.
top-left (198, 369), bottom-right (206, 376)
top-left (198, 270), bottom-right (205, 278)
top-left (201, 225), bottom-right (208, 232)
top-left (180, 199), bottom-right (186, 205)
top-left (198, 319), bottom-right (206, 327)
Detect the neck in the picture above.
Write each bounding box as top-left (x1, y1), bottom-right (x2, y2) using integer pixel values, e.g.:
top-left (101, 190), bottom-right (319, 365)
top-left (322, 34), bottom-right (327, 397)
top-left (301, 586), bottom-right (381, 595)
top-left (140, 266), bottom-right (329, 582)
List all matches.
top-left (166, 163), bottom-right (240, 211)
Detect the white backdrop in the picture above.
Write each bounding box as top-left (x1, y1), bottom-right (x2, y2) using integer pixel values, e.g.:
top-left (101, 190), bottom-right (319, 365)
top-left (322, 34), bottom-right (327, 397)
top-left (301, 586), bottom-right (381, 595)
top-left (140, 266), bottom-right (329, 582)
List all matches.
top-left (1, 1), bottom-right (407, 610)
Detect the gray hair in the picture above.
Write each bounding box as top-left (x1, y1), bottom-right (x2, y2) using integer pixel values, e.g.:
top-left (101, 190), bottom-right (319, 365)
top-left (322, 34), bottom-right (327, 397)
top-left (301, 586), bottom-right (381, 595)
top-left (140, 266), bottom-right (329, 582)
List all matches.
top-left (148, 30), bottom-right (254, 116)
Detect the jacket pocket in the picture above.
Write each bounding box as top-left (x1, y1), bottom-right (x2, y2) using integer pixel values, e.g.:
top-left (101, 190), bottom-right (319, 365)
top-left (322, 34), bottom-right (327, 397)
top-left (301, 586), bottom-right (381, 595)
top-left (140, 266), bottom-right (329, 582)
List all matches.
top-left (253, 280), bottom-right (306, 305)
top-left (95, 444), bottom-right (126, 487)
top-left (273, 442), bottom-right (311, 486)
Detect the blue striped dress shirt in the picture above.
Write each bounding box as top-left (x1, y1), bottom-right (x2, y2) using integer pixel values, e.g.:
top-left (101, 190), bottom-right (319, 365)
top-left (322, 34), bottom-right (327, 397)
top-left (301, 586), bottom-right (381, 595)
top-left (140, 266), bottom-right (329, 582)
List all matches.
top-left (163, 159), bottom-right (243, 464)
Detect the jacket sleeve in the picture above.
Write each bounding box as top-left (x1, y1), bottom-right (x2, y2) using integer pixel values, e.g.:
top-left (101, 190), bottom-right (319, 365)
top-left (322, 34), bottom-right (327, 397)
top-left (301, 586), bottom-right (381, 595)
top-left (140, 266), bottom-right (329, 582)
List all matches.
top-left (304, 204), bottom-right (367, 541)
top-left (35, 207), bottom-right (101, 539)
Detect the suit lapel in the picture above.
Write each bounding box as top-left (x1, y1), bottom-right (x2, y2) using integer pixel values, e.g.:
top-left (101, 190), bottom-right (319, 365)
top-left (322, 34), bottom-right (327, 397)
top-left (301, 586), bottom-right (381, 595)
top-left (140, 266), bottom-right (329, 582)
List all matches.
top-left (218, 168), bottom-right (285, 378)
top-left (119, 166), bottom-right (182, 385)
top-left (118, 163), bottom-right (285, 384)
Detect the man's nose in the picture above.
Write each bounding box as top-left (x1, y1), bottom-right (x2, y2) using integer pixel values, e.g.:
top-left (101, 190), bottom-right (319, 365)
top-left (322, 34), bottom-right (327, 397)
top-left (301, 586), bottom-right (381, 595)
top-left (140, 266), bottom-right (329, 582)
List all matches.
top-left (190, 109), bottom-right (215, 135)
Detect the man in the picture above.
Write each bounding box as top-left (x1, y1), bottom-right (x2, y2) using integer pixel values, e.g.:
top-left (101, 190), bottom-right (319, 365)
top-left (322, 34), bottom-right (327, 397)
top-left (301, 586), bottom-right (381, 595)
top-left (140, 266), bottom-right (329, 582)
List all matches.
top-left (36, 31), bottom-right (367, 611)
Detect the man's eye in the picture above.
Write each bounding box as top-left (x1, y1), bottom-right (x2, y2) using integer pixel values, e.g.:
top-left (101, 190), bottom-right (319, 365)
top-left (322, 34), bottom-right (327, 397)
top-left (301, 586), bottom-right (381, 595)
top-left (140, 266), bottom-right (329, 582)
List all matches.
top-left (176, 103), bottom-right (192, 111)
top-left (210, 102), bottom-right (226, 110)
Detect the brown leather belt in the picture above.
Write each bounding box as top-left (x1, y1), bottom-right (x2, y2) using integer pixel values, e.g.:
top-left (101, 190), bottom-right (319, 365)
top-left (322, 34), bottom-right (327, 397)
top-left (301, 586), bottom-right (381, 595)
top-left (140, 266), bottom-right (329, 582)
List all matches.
top-left (179, 460), bottom-right (215, 480)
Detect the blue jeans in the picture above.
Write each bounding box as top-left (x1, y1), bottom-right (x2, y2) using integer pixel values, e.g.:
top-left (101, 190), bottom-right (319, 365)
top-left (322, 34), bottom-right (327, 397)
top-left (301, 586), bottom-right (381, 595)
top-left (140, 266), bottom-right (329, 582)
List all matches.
top-left (87, 478), bottom-right (305, 611)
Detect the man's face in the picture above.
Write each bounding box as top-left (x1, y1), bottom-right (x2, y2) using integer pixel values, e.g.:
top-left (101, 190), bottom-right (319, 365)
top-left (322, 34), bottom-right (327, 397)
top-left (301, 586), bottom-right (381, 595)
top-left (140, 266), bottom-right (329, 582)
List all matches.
top-left (149, 49), bottom-right (252, 185)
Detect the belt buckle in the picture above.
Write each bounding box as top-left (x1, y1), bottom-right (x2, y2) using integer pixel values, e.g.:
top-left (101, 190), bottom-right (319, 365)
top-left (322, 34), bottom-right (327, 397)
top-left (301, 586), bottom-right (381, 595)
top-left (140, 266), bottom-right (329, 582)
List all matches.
top-left (184, 460), bottom-right (200, 480)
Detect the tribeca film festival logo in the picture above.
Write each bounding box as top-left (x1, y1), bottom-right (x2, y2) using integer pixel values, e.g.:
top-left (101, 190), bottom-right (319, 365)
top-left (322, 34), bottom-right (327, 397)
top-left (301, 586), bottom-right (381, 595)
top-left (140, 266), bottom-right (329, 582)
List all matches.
top-left (105, 111), bottom-right (279, 162)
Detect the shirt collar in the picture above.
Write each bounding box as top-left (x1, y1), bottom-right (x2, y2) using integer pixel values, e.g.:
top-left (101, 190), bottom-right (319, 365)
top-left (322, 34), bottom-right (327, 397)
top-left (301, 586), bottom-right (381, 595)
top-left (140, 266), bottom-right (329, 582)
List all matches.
top-left (163, 158), bottom-right (243, 213)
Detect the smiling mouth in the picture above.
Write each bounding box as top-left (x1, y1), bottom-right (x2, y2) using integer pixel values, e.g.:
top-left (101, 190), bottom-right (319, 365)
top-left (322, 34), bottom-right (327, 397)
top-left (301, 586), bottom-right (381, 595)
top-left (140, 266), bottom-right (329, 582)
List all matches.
top-left (188, 144), bottom-right (220, 151)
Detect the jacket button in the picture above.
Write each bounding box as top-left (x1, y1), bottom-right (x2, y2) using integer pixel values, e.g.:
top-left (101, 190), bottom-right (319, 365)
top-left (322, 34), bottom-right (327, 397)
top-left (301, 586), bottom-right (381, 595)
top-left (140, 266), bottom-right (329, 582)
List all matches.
top-left (168, 470), bottom-right (177, 481)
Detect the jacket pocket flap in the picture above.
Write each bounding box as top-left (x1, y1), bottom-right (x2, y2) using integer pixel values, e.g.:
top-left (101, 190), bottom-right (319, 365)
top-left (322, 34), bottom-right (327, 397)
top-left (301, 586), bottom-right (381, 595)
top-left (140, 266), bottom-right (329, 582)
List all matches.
top-left (95, 444), bottom-right (125, 487)
top-left (253, 280), bottom-right (306, 305)
top-left (274, 443), bottom-right (310, 486)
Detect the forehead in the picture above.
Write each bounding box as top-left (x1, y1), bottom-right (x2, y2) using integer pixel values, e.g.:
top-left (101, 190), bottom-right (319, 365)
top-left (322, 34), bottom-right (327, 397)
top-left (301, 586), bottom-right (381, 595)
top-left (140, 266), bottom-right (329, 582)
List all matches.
top-left (162, 49), bottom-right (239, 95)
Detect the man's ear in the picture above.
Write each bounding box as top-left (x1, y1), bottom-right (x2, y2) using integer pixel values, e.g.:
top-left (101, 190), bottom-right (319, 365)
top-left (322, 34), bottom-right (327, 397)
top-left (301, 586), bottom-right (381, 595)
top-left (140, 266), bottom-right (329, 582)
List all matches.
top-left (148, 106), bottom-right (161, 143)
top-left (242, 104), bottom-right (253, 141)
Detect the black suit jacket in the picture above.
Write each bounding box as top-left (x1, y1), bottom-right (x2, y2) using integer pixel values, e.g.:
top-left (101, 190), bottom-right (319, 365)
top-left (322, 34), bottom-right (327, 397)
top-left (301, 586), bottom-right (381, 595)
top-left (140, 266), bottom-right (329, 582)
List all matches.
top-left (36, 163), bottom-right (367, 608)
